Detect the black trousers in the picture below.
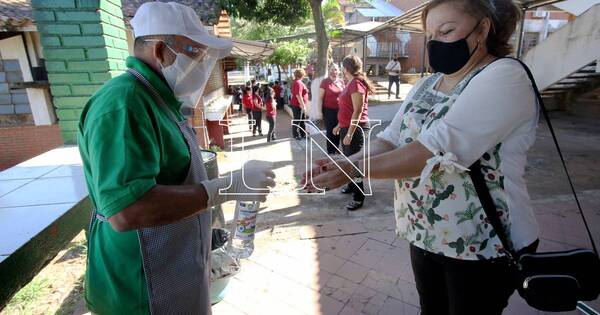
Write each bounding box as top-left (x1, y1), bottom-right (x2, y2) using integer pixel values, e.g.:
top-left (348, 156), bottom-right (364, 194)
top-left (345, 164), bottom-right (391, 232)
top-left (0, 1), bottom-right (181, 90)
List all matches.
top-left (410, 240), bottom-right (539, 315)
top-left (266, 116), bottom-right (276, 140)
top-left (276, 97), bottom-right (284, 109)
top-left (388, 75), bottom-right (400, 98)
top-left (252, 110), bottom-right (262, 134)
top-left (322, 107), bottom-right (340, 154)
top-left (291, 106), bottom-right (306, 138)
top-left (245, 108), bottom-right (253, 130)
top-left (339, 125), bottom-right (368, 202)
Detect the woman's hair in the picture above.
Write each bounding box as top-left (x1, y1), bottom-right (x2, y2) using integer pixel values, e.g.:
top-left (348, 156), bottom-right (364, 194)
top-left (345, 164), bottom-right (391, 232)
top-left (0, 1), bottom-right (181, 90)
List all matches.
top-left (244, 86), bottom-right (251, 93)
top-left (252, 85), bottom-right (260, 95)
top-left (342, 55), bottom-right (375, 94)
top-left (421, 0), bottom-right (520, 57)
top-left (265, 86), bottom-right (274, 102)
top-left (294, 68), bottom-right (306, 79)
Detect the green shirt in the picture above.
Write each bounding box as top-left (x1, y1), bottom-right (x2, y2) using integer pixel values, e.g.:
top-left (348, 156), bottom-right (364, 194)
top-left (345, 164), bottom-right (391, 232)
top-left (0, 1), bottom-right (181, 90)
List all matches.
top-left (78, 57), bottom-right (190, 315)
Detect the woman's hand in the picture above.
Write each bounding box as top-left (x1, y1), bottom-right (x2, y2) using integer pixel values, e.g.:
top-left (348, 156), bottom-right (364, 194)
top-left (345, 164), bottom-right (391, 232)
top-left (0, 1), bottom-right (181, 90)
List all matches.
top-left (343, 133), bottom-right (352, 146)
top-left (301, 156), bottom-right (353, 193)
top-left (333, 125), bottom-right (340, 136)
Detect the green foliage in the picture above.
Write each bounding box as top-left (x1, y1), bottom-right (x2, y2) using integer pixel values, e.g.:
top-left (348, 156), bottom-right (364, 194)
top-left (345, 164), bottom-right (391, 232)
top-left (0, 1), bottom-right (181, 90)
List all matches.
top-left (267, 40), bottom-right (311, 66)
top-left (230, 18), bottom-right (303, 41)
top-left (322, 0), bottom-right (345, 28)
top-left (220, 0), bottom-right (311, 27)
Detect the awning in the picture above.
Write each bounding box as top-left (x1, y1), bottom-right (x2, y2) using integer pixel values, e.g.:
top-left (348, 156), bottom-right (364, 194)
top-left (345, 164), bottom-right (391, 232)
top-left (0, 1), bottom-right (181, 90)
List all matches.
top-left (330, 21), bottom-right (385, 45)
top-left (363, 0), bottom-right (404, 16)
top-left (225, 38), bottom-right (275, 61)
top-left (364, 0), bottom-right (570, 35)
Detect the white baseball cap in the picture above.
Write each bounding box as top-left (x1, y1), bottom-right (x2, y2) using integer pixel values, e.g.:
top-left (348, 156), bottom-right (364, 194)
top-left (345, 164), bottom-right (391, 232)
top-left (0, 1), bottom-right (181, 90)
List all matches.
top-left (131, 2), bottom-right (232, 58)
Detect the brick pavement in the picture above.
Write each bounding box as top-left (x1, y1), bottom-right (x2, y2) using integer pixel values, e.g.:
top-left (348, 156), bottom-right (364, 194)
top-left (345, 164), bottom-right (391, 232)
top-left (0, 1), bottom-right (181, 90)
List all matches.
top-left (212, 109), bottom-right (600, 315)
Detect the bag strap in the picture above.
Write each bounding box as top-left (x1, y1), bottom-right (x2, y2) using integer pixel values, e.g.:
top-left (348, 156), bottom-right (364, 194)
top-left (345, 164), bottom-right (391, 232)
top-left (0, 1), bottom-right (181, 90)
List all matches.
top-left (469, 160), bottom-right (517, 259)
top-left (469, 57), bottom-right (598, 257)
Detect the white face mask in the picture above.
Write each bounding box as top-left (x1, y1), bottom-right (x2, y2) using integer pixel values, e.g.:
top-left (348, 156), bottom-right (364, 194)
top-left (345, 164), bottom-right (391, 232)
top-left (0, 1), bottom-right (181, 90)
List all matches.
top-left (159, 44), bottom-right (217, 106)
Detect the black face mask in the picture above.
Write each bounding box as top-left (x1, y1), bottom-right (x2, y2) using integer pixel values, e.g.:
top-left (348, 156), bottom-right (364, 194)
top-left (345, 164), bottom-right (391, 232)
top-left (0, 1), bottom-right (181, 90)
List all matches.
top-left (427, 22), bottom-right (481, 74)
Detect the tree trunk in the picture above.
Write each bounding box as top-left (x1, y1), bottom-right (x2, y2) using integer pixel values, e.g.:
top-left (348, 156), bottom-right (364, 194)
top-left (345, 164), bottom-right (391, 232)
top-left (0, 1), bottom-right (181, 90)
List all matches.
top-left (308, 0), bottom-right (328, 78)
top-left (308, 0), bottom-right (328, 120)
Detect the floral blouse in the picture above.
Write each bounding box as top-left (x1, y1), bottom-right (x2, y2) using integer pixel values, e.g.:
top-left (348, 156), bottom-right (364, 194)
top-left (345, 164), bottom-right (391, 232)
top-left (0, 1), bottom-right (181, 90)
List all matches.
top-left (377, 59), bottom-right (540, 260)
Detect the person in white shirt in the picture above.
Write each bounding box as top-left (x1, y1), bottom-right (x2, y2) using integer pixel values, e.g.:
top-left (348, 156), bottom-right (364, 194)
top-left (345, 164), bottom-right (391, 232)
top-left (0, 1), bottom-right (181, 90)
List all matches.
top-left (304, 0), bottom-right (539, 314)
top-left (385, 54), bottom-right (402, 99)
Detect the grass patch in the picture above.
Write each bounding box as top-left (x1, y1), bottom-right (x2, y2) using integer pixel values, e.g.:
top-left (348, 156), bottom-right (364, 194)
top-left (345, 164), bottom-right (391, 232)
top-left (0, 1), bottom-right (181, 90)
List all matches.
top-left (3, 277), bottom-right (51, 314)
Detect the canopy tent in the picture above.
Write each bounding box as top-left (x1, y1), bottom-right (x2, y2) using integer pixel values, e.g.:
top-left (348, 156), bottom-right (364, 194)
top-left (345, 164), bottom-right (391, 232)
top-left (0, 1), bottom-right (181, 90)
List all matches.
top-left (365, 0), bottom-right (570, 36)
top-left (357, 0), bottom-right (403, 17)
top-left (330, 21), bottom-right (384, 46)
top-left (225, 37), bottom-right (275, 61)
top-left (360, 0), bottom-right (570, 58)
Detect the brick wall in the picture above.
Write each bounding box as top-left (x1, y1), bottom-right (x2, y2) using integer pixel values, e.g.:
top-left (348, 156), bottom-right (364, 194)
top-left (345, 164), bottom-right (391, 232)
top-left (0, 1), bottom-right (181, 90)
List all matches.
top-left (0, 124), bottom-right (63, 170)
top-left (32, 0), bottom-right (129, 144)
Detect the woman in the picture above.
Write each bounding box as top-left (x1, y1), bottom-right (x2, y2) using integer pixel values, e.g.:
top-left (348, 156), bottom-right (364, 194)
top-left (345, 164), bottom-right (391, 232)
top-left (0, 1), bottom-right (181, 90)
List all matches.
top-left (290, 68), bottom-right (309, 140)
top-left (251, 86), bottom-right (264, 136)
top-left (265, 85), bottom-right (277, 142)
top-left (334, 55), bottom-right (374, 211)
top-left (241, 86), bottom-right (253, 131)
top-left (319, 63), bottom-right (345, 154)
top-left (304, 0), bottom-right (539, 313)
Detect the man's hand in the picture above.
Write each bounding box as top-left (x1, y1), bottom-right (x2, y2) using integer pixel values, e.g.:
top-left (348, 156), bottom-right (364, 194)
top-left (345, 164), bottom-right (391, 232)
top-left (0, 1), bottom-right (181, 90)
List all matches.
top-left (203, 160), bottom-right (276, 206)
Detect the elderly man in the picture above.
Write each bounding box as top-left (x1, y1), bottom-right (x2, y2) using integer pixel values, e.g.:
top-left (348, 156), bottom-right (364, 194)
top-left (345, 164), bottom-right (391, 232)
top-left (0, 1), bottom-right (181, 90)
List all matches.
top-left (77, 2), bottom-right (275, 314)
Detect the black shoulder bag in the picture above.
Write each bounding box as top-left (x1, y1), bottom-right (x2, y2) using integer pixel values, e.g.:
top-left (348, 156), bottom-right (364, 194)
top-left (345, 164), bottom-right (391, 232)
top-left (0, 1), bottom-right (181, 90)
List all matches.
top-left (469, 58), bottom-right (600, 312)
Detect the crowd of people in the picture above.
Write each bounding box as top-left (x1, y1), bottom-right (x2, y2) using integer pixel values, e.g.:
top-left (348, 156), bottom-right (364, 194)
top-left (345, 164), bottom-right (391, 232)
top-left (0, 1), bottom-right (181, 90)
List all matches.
top-left (229, 55), bottom-right (375, 210)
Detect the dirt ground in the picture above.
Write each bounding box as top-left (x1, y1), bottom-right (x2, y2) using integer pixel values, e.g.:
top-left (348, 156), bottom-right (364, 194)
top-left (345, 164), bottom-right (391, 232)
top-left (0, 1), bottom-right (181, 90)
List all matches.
top-left (2, 97), bottom-right (599, 315)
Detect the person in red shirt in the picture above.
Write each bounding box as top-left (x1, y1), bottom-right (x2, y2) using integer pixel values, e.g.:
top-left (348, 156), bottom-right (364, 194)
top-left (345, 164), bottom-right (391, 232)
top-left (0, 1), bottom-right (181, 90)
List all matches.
top-left (319, 63), bottom-right (345, 154)
top-left (241, 86), bottom-right (254, 131)
top-left (334, 55), bottom-right (375, 211)
top-left (251, 86), bottom-right (264, 136)
top-left (272, 80), bottom-right (283, 109)
top-left (290, 68), bottom-right (309, 139)
top-left (265, 85), bottom-right (277, 142)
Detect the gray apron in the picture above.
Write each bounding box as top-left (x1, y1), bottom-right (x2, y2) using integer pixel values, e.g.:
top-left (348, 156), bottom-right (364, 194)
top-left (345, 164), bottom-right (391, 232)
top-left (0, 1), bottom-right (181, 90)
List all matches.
top-left (127, 68), bottom-right (212, 314)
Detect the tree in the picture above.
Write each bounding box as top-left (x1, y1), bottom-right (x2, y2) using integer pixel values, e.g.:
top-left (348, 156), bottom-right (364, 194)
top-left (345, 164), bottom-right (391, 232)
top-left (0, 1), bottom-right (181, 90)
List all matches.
top-left (267, 40), bottom-right (311, 81)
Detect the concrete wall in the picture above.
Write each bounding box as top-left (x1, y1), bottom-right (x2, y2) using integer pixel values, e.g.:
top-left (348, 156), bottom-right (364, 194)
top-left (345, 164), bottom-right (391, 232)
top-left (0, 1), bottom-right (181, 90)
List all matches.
top-left (523, 4), bottom-right (600, 90)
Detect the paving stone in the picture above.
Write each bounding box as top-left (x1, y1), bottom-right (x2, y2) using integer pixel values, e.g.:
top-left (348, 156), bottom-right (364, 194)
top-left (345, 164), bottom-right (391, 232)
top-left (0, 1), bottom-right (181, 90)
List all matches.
top-left (350, 239), bottom-right (392, 269)
top-left (339, 305), bottom-right (365, 315)
top-left (347, 287), bottom-right (387, 315)
top-left (336, 261), bottom-right (370, 283)
top-left (365, 230), bottom-right (397, 245)
top-left (300, 221), bottom-right (367, 239)
top-left (320, 274), bottom-right (359, 304)
top-left (394, 279), bottom-right (420, 307)
top-left (378, 296), bottom-right (420, 315)
top-left (361, 270), bottom-right (398, 296)
top-left (329, 234), bottom-right (368, 259)
top-left (315, 251), bottom-right (346, 274)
